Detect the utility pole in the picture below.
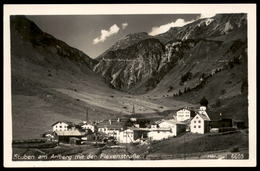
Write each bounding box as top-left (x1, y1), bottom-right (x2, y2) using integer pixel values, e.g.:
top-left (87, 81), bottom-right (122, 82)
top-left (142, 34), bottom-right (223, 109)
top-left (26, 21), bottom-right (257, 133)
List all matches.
top-left (183, 134), bottom-right (186, 160)
top-left (86, 107), bottom-right (89, 123)
top-left (132, 104), bottom-right (135, 115)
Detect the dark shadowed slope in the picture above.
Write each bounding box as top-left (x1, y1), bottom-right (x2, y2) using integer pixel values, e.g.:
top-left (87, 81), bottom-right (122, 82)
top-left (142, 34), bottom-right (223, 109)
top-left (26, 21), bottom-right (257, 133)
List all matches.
top-left (11, 16), bottom-right (120, 139)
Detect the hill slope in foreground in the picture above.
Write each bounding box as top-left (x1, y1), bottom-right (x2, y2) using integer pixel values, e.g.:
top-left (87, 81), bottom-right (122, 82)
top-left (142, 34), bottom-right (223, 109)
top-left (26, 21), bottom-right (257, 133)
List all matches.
top-left (10, 16), bottom-right (193, 139)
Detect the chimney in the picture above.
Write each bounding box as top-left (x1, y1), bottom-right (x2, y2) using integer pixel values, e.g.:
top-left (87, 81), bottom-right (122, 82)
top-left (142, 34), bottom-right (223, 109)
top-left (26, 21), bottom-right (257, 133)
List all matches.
top-left (109, 119), bottom-right (112, 125)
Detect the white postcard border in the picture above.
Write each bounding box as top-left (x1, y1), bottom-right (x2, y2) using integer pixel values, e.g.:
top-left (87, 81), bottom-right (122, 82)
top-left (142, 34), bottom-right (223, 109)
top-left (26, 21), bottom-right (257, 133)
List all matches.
top-left (3, 4), bottom-right (257, 167)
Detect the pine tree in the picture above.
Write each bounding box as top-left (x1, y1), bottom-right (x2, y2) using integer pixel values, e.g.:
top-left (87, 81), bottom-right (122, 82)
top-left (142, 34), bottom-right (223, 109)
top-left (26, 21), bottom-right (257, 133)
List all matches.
top-left (200, 96), bottom-right (208, 107)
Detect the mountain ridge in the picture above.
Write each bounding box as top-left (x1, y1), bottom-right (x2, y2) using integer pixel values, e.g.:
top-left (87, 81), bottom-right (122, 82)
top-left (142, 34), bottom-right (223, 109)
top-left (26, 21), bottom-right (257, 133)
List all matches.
top-left (94, 13), bottom-right (247, 95)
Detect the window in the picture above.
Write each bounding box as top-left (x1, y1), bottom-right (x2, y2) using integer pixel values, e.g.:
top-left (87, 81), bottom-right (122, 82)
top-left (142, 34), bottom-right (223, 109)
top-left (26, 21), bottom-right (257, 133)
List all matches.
top-left (194, 126), bottom-right (196, 128)
top-left (194, 121), bottom-right (196, 123)
top-left (60, 126), bottom-right (62, 128)
top-left (198, 125), bottom-right (201, 128)
top-left (198, 120), bottom-right (201, 123)
top-left (196, 116), bottom-right (199, 119)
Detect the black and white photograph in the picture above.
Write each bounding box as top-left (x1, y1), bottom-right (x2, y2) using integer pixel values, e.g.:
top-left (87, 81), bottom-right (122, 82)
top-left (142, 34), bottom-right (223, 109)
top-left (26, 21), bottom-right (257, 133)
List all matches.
top-left (3, 4), bottom-right (257, 167)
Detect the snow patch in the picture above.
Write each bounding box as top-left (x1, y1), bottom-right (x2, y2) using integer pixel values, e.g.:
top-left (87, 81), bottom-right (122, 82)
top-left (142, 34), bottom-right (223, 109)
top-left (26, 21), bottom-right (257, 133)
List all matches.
top-left (171, 42), bottom-right (181, 46)
top-left (93, 62), bottom-right (101, 72)
top-left (205, 18), bottom-right (214, 26)
top-left (111, 69), bottom-right (122, 84)
top-left (223, 21), bottom-right (233, 34)
top-left (182, 31), bottom-right (191, 40)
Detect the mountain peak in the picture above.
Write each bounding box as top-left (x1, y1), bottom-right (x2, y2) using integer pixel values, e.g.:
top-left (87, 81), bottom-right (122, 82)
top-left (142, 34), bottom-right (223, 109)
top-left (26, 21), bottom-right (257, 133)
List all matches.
top-left (125, 32), bottom-right (148, 38)
top-left (111, 32), bottom-right (151, 50)
top-left (11, 15), bottom-right (97, 70)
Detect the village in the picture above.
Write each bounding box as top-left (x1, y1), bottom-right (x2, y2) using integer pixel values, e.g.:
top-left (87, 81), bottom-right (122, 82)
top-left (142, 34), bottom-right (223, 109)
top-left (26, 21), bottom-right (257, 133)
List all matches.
top-left (41, 98), bottom-right (245, 146)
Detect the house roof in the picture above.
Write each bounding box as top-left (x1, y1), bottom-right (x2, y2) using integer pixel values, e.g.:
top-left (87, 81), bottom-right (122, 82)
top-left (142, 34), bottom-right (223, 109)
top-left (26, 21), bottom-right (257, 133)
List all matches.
top-left (180, 118), bottom-right (192, 124)
top-left (129, 127), bottom-right (151, 131)
top-left (96, 120), bottom-right (124, 129)
top-left (148, 128), bottom-right (172, 132)
top-left (176, 106), bottom-right (191, 111)
top-left (54, 130), bottom-right (84, 136)
top-left (51, 121), bottom-right (74, 126)
top-left (79, 123), bottom-right (95, 127)
top-left (159, 119), bottom-right (177, 125)
top-left (194, 113), bottom-right (211, 121)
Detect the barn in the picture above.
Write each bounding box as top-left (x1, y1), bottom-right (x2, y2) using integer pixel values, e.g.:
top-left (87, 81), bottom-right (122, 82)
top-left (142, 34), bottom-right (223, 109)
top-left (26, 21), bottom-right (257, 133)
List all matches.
top-left (53, 130), bottom-right (85, 144)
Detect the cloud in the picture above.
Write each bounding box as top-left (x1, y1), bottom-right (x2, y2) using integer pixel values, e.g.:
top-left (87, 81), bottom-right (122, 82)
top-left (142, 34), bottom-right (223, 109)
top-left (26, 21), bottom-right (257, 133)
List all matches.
top-left (199, 13), bottom-right (217, 19)
top-left (122, 23), bottom-right (128, 30)
top-left (93, 24), bottom-right (120, 44)
top-left (148, 13), bottom-right (217, 36)
top-left (148, 18), bottom-right (195, 36)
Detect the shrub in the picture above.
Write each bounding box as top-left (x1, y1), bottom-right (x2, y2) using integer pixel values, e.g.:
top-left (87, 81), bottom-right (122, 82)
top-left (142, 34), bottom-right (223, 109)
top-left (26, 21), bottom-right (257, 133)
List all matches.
top-left (215, 99), bottom-right (222, 107)
top-left (181, 71), bottom-right (192, 83)
top-left (241, 78), bottom-right (248, 94)
top-left (233, 56), bottom-right (241, 64)
top-left (168, 86), bottom-right (174, 92)
top-left (228, 60), bottom-right (234, 69)
top-left (200, 96), bottom-right (208, 107)
top-left (230, 147), bottom-right (240, 152)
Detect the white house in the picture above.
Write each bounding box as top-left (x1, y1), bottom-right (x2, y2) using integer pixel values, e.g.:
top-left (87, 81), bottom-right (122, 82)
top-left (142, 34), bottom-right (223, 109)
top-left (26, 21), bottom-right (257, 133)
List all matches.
top-left (98, 127), bottom-right (122, 140)
top-left (118, 129), bottom-right (135, 143)
top-left (158, 119), bottom-right (176, 128)
top-left (97, 120), bottom-right (124, 140)
top-left (147, 128), bottom-right (173, 141)
top-left (81, 122), bottom-right (95, 133)
top-left (53, 129), bottom-right (84, 143)
top-left (146, 119), bottom-right (186, 141)
top-left (130, 117), bottom-right (137, 122)
top-left (176, 107), bottom-right (196, 122)
top-left (190, 107), bottom-right (211, 134)
top-left (158, 119), bottom-right (186, 136)
top-left (150, 124), bottom-right (158, 129)
top-left (52, 121), bottom-right (73, 132)
top-left (133, 123), bottom-right (140, 128)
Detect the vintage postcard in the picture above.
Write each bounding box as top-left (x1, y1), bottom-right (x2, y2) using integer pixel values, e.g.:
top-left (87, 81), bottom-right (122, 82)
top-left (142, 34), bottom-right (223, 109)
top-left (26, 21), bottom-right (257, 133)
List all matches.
top-left (3, 4), bottom-right (257, 167)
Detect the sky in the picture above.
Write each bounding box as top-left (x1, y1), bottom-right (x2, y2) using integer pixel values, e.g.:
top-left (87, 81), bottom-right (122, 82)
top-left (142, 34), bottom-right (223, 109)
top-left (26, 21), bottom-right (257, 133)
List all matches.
top-left (27, 14), bottom-right (211, 58)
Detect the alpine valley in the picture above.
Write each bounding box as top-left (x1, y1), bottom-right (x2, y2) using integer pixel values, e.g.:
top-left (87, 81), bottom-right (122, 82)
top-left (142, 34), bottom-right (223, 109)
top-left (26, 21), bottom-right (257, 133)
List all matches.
top-left (10, 14), bottom-right (248, 140)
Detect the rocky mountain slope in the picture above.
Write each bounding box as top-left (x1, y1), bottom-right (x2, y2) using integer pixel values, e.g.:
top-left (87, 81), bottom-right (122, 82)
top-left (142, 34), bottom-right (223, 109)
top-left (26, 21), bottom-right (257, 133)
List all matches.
top-left (93, 13), bottom-right (248, 124)
top-left (94, 14), bottom-right (247, 95)
top-left (156, 13), bottom-right (247, 43)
